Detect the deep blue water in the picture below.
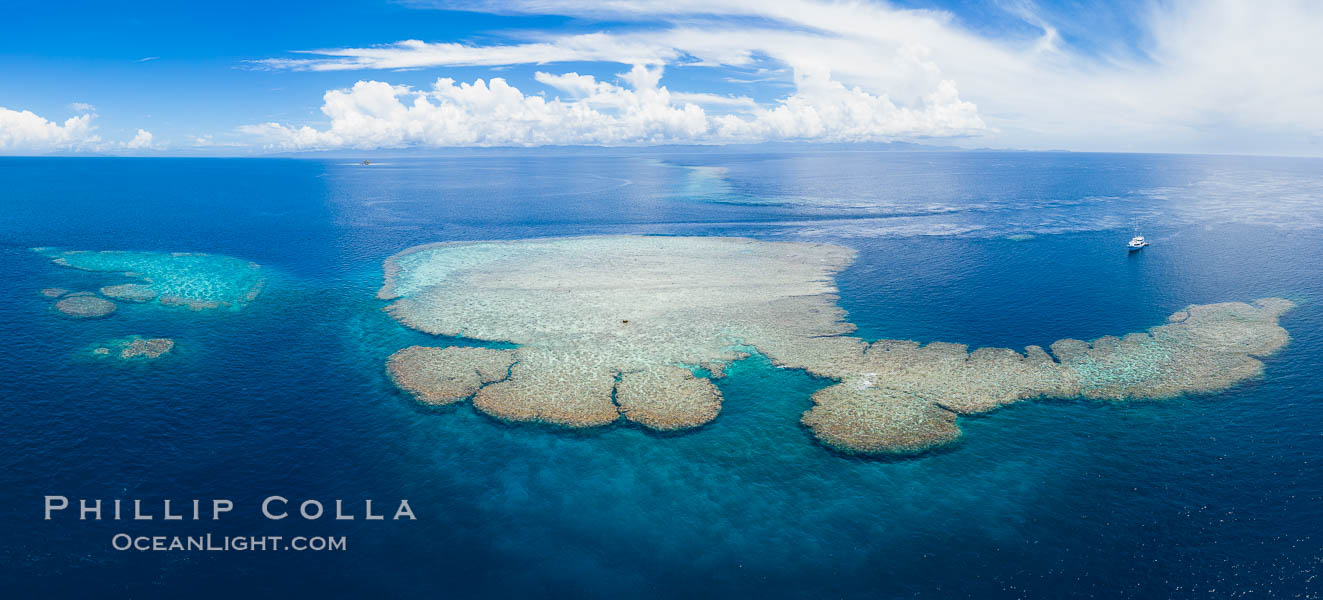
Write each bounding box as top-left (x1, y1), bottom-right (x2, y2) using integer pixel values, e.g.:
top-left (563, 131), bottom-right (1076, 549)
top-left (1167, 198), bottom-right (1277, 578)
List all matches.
top-left (1, 152), bottom-right (1320, 598)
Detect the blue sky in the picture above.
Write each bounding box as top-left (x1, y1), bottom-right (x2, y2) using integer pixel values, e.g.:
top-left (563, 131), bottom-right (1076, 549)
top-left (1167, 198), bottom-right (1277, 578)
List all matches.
top-left (2, 0), bottom-right (1320, 156)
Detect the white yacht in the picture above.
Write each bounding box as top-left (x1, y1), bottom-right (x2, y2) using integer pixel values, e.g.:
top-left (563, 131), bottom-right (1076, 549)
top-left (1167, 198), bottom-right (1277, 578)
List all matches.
top-left (1127, 233), bottom-right (1149, 251)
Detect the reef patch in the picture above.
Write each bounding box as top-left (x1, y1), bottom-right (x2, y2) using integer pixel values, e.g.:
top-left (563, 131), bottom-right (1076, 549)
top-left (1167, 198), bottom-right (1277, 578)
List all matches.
top-left (37, 249), bottom-right (265, 311)
top-left (379, 235), bottom-right (1295, 455)
top-left (35, 248), bottom-right (265, 360)
top-left (799, 298), bottom-right (1294, 454)
top-left (100, 283), bottom-right (159, 303)
top-left (387, 346), bottom-right (516, 405)
top-left (91, 336), bottom-right (175, 360)
top-left (616, 366), bottom-right (723, 431)
top-left (54, 295), bottom-right (116, 318)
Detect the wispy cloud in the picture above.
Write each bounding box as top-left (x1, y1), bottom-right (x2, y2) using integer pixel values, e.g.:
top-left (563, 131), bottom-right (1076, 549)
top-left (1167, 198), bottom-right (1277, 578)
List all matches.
top-left (249, 35), bottom-right (678, 71)
top-left (137, 56), bottom-right (160, 62)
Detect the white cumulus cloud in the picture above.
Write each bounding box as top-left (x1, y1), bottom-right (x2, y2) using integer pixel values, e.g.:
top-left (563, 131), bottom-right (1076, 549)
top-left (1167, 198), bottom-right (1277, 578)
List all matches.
top-left (1, 106), bottom-right (162, 154)
top-left (125, 128), bottom-right (155, 149)
top-left (711, 69), bottom-right (979, 141)
top-left (0, 107), bottom-right (102, 153)
top-left (243, 64), bottom-right (983, 150)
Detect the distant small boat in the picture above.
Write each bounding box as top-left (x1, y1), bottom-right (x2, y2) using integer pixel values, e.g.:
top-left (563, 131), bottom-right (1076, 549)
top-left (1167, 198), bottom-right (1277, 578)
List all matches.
top-left (360, 160), bottom-right (372, 166)
top-left (1127, 233), bottom-right (1149, 251)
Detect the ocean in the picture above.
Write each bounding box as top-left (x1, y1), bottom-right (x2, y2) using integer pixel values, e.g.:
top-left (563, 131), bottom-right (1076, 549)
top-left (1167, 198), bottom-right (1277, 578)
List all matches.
top-left (1, 152), bottom-right (1320, 598)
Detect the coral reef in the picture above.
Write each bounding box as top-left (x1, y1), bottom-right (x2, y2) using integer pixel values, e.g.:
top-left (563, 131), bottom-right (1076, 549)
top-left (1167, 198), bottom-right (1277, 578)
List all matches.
top-left (36, 250), bottom-right (265, 360)
top-left (36, 249), bottom-right (265, 311)
top-left (100, 283), bottom-right (158, 303)
top-left (801, 383), bottom-right (961, 454)
top-left (615, 366), bottom-right (722, 431)
top-left (380, 236), bottom-right (854, 430)
top-left (54, 294), bottom-right (116, 318)
top-left (91, 336), bottom-right (175, 360)
top-left (472, 348), bottom-right (624, 427)
top-left (380, 236), bottom-right (1295, 455)
top-left (800, 298), bottom-right (1294, 454)
top-left (387, 346), bottom-right (515, 405)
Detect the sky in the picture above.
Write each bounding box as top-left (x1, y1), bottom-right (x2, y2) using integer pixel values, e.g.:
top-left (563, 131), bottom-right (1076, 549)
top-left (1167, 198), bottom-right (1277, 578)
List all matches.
top-left (2, 0), bottom-right (1321, 156)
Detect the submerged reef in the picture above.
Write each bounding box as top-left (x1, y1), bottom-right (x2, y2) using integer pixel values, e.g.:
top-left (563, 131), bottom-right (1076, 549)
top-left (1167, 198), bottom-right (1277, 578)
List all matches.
top-left (36, 249), bottom-right (265, 311)
top-left (90, 336), bottom-right (175, 360)
top-left (380, 236), bottom-right (1295, 455)
top-left (35, 249), bottom-right (264, 360)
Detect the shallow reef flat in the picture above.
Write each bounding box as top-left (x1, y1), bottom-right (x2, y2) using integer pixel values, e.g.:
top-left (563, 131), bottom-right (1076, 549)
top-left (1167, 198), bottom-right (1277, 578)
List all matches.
top-left (36, 249), bottom-right (265, 311)
top-left (380, 235), bottom-right (1295, 455)
top-left (381, 236), bottom-right (855, 429)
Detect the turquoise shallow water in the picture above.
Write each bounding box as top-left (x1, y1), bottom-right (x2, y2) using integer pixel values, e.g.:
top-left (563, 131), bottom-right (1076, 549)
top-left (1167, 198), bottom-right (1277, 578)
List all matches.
top-left (0, 153), bottom-right (1320, 598)
top-left (36, 248), bottom-right (265, 308)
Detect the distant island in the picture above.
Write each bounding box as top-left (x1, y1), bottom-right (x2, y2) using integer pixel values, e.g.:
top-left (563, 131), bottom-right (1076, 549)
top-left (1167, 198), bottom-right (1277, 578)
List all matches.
top-left (378, 236), bottom-right (1294, 455)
